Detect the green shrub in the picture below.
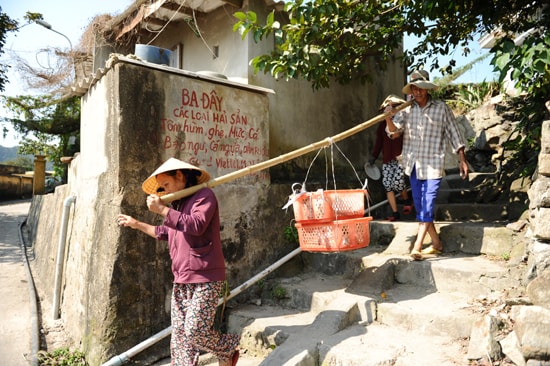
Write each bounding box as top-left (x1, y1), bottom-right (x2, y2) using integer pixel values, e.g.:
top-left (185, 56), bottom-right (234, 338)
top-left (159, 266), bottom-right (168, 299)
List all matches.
top-left (284, 224), bottom-right (299, 245)
top-left (271, 284), bottom-right (287, 300)
top-left (37, 348), bottom-right (87, 366)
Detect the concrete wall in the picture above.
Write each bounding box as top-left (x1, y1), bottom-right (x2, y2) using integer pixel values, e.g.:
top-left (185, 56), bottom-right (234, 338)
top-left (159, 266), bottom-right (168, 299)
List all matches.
top-left (26, 1), bottom-right (407, 363)
top-left (0, 165), bottom-right (33, 200)
top-left (142, 0), bottom-right (405, 192)
top-left (28, 58), bottom-right (279, 364)
top-left (245, 3), bottom-right (405, 182)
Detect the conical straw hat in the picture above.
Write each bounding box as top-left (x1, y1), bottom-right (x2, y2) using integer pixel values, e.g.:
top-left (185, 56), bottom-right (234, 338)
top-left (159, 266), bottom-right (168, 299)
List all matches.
top-left (142, 158), bottom-right (210, 195)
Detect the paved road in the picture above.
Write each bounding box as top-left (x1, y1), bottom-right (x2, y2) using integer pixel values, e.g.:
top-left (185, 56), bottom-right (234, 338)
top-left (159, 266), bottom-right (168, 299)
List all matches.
top-left (0, 200), bottom-right (33, 366)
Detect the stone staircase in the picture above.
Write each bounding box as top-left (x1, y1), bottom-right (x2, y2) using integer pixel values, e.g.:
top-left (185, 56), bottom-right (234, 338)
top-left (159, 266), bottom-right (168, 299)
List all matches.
top-left (154, 172), bottom-right (529, 366)
top-left (210, 223), bottom-right (526, 366)
top-left (215, 171), bottom-right (527, 366)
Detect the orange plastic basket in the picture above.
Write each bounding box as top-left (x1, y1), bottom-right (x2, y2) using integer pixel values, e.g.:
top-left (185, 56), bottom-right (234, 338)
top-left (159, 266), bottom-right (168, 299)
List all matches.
top-left (295, 216), bottom-right (373, 252)
top-left (292, 189), bottom-right (367, 223)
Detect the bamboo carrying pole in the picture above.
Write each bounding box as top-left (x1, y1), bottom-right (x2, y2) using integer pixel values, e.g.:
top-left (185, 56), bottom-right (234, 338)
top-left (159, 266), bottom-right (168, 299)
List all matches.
top-left (104, 101), bottom-right (414, 366)
top-left (161, 99), bottom-right (413, 203)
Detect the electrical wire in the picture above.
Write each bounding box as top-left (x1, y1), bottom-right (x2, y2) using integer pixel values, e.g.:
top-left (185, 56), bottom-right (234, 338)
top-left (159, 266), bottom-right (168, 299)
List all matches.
top-left (147, 0), bottom-right (187, 45)
top-left (192, 9), bottom-right (217, 59)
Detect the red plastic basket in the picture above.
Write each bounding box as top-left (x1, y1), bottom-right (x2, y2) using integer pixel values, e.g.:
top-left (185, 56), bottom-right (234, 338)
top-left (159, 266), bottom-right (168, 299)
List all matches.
top-left (295, 216), bottom-right (373, 252)
top-left (292, 189), bottom-right (367, 223)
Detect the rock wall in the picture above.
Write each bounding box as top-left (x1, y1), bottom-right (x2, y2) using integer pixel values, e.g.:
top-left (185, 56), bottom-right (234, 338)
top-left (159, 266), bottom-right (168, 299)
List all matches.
top-left (498, 159), bottom-right (550, 364)
top-left (522, 119), bottom-right (550, 364)
top-left (487, 114), bottom-right (550, 364)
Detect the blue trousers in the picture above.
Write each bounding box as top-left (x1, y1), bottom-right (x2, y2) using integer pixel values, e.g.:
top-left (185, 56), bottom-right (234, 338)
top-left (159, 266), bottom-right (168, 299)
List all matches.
top-left (409, 166), bottom-right (442, 223)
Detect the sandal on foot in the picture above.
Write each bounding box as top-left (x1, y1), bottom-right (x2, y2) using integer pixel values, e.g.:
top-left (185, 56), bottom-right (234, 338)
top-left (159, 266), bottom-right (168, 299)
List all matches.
top-left (410, 249), bottom-right (423, 261)
top-left (421, 246), bottom-right (442, 255)
top-left (402, 205), bottom-right (413, 215)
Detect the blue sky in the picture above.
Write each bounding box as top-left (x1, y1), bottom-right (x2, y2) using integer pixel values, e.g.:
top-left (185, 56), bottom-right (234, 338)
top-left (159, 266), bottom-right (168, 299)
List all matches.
top-left (1, 1), bottom-right (497, 147)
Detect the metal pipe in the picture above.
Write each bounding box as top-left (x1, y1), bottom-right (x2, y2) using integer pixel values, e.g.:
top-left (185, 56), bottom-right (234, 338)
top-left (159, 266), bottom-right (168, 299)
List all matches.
top-left (35, 19), bottom-right (73, 50)
top-left (101, 328), bottom-right (172, 366)
top-left (101, 247), bottom-right (303, 365)
top-left (366, 187), bottom-right (412, 214)
top-left (52, 195), bottom-right (76, 320)
top-left (19, 217), bottom-right (39, 366)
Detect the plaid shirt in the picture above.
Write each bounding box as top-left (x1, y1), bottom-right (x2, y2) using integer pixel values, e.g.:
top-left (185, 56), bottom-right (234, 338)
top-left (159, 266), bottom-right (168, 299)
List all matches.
top-left (391, 97), bottom-right (464, 180)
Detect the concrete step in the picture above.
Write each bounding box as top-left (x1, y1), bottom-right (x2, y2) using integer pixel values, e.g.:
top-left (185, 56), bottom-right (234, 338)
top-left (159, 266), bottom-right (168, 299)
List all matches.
top-left (369, 220), bottom-right (523, 258)
top-left (227, 286), bottom-right (376, 365)
top-left (221, 295), bottom-right (473, 365)
top-left (200, 322), bottom-right (468, 365)
top-left (443, 172), bottom-right (497, 189)
top-left (373, 198), bottom-right (522, 222)
top-left (435, 202), bottom-right (513, 221)
top-left (318, 322), bottom-right (468, 366)
top-left (215, 249), bottom-right (519, 366)
top-left (436, 187), bottom-right (480, 203)
top-left (152, 219), bottom-right (525, 366)
top-left (354, 254), bottom-right (524, 300)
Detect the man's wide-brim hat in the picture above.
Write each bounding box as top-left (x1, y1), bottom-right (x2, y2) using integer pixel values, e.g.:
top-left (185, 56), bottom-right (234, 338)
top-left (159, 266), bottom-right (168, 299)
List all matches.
top-left (379, 94), bottom-right (407, 111)
top-left (402, 69), bottom-right (438, 95)
top-left (142, 158), bottom-right (211, 195)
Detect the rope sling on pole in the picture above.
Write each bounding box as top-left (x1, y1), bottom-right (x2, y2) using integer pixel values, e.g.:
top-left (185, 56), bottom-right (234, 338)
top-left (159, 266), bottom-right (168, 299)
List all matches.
top-left (161, 99), bottom-right (413, 204)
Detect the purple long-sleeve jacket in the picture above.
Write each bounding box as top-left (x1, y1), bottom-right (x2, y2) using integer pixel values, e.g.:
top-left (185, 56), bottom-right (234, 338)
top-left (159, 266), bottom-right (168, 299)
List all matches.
top-left (154, 187), bottom-right (226, 284)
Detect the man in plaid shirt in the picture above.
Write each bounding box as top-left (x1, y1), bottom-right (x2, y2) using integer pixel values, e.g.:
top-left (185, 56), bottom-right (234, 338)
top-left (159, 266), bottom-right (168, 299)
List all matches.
top-left (384, 69), bottom-right (469, 260)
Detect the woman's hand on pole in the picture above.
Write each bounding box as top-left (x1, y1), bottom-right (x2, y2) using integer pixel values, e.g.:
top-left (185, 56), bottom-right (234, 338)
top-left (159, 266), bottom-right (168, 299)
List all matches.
top-left (147, 194), bottom-right (169, 216)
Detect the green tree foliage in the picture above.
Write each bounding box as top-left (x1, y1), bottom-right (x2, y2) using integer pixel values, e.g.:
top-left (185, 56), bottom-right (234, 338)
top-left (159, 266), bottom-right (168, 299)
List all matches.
top-left (2, 94), bottom-right (80, 177)
top-left (0, 9), bottom-right (44, 92)
top-left (1, 9), bottom-right (75, 179)
top-left (235, 0), bottom-right (549, 180)
top-left (490, 20), bottom-right (550, 178)
top-left (235, 1), bottom-right (405, 89)
top-left (0, 7), bottom-right (18, 93)
top-left (234, 0), bottom-right (548, 89)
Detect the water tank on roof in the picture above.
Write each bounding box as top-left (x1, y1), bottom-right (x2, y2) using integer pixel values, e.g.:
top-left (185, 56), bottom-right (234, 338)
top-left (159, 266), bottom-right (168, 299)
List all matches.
top-left (134, 44), bottom-right (172, 66)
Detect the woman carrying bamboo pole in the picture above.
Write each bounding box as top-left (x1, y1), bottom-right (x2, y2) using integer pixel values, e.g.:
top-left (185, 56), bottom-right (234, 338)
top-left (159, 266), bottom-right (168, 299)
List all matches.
top-left (117, 158), bottom-right (240, 366)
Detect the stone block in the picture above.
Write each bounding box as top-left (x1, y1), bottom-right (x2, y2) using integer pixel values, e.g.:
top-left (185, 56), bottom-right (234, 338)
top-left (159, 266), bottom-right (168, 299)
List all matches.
top-left (533, 208), bottom-right (550, 239)
top-left (528, 177), bottom-right (550, 208)
top-left (526, 267), bottom-right (550, 308)
top-left (500, 331), bottom-right (526, 366)
top-left (467, 315), bottom-right (502, 360)
top-left (480, 226), bottom-right (515, 256)
top-left (538, 153), bottom-right (550, 176)
top-left (540, 120), bottom-right (550, 154)
top-left (511, 305), bottom-right (550, 360)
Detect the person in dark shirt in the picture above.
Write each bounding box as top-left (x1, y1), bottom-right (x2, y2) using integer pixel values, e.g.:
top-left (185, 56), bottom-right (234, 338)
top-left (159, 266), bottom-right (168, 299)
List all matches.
top-left (370, 95), bottom-right (412, 221)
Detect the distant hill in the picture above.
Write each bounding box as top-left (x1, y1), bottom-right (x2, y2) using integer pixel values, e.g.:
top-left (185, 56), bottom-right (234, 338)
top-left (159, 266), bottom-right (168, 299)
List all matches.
top-left (0, 145), bottom-right (27, 163)
top-left (0, 145), bottom-right (54, 170)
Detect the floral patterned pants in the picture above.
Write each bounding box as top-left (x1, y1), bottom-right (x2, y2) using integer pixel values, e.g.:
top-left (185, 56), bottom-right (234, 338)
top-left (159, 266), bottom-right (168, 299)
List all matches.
top-left (171, 281), bottom-right (240, 366)
top-left (382, 160), bottom-right (407, 193)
